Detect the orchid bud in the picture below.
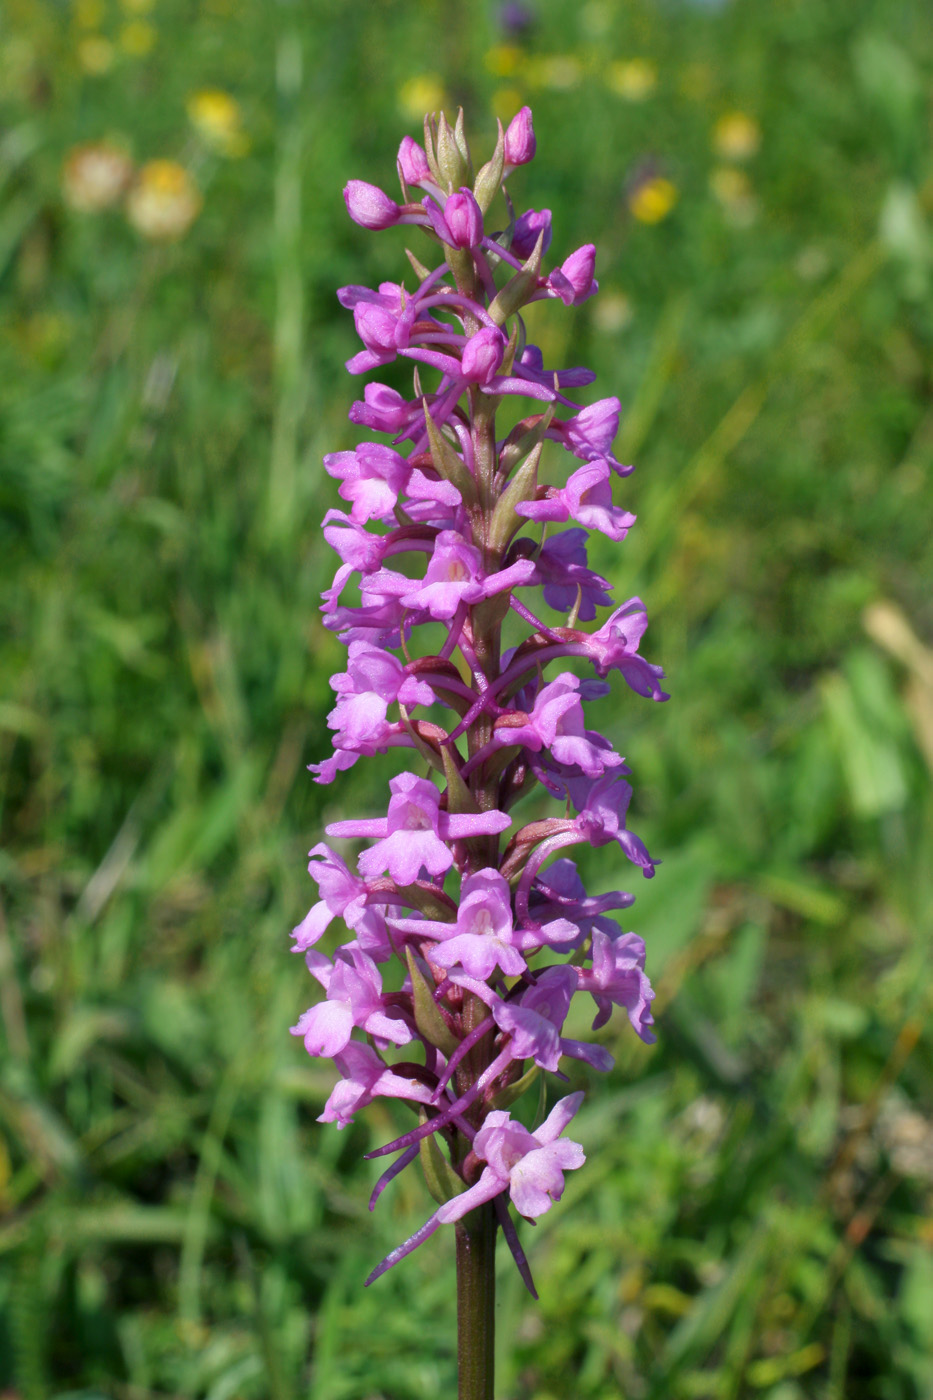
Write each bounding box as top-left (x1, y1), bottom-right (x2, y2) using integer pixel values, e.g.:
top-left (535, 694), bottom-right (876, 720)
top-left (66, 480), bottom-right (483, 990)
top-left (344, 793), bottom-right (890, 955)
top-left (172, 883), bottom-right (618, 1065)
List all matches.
top-left (500, 1), bottom-right (535, 37)
top-left (352, 302), bottom-right (399, 354)
top-left (397, 135), bottom-right (431, 187)
top-left (549, 243), bottom-right (598, 305)
top-left (422, 189), bottom-right (483, 249)
top-left (461, 326), bottom-right (507, 384)
top-left (349, 383), bottom-right (414, 434)
top-left (503, 106), bottom-right (536, 169)
top-left (343, 180), bottom-right (401, 230)
top-left (511, 207), bottom-right (552, 259)
top-left (443, 189), bottom-right (484, 248)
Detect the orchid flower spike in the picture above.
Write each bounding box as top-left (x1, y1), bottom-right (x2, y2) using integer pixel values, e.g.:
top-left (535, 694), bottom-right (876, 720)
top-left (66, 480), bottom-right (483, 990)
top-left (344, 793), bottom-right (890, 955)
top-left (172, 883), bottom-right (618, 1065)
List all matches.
top-left (292, 107), bottom-right (668, 1303)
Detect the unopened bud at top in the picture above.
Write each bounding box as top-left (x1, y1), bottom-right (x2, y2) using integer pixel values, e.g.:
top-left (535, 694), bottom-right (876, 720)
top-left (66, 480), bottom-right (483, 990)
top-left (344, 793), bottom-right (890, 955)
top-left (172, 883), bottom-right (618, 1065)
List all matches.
top-left (503, 106), bottom-right (536, 169)
top-left (344, 180), bottom-right (401, 230)
top-left (397, 136), bottom-right (432, 187)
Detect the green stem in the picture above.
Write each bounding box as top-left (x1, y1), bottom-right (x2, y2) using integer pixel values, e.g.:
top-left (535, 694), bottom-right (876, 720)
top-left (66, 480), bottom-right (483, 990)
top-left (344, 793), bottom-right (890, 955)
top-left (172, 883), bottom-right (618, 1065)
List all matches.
top-left (265, 23), bottom-right (306, 543)
top-left (456, 1201), bottom-right (496, 1400)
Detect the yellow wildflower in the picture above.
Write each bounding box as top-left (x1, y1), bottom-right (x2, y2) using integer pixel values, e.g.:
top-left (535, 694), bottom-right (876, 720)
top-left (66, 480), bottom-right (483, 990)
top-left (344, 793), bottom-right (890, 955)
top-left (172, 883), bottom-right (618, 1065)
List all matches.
top-left (524, 54), bottom-right (582, 91)
top-left (120, 20), bottom-right (156, 55)
top-left (78, 36), bottom-right (114, 73)
top-left (606, 59), bottom-right (657, 102)
top-left (126, 160), bottom-right (201, 240)
top-left (187, 89), bottom-right (249, 157)
top-left (629, 176), bottom-right (678, 224)
top-left (62, 141), bottom-right (134, 211)
top-left (398, 75), bottom-right (445, 120)
top-left (75, 0), bottom-right (106, 26)
top-left (484, 45), bottom-right (524, 78)
top-left (713, 111), bottom-right (760, 161)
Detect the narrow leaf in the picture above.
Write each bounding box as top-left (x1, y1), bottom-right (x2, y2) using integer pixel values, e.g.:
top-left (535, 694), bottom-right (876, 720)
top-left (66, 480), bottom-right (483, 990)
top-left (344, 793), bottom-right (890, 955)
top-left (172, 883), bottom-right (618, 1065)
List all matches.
top-left (418, 1117), bottom-right (466, 1205)
top-left (489, 1063), bottom-right (539, 1110)
top-left (488, 230), bottom-right (545, 326)
top-left (474, 119), bottom-right (505, 213)
top-left (488, 441), bottom-right (543, 551)
top-left (453, 108), bottom-right (474, 182)
top-left (406, 247), bottom-right (434, 282)
top-left (395, 881), bottom-right (458, 921)
top-left (441, 743), bottom-right (479, 815)
top-left (405, 946), bottom-right (459, 1058)
top-left (424, 405), bottom-right (478, 506)
top-left (423, 113), bottom-right (442, 184)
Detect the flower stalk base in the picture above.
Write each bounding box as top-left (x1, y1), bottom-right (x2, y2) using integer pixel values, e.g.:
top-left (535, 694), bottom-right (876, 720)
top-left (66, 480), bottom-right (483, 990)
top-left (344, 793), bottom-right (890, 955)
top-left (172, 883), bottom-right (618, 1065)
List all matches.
top-left (456, 1202), bottom-right (496, 1400)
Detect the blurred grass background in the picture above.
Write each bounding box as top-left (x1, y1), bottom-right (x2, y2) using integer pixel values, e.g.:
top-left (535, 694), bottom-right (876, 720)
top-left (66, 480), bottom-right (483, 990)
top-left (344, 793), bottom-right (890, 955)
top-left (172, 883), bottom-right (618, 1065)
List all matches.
top-left (1, 0), bottom-right (932, 1396)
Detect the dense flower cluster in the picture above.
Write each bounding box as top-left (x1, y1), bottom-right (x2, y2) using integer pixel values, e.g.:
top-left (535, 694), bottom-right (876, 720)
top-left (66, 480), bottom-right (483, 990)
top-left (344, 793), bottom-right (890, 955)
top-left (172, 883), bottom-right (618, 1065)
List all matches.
top-left (292, 107), bottom-right (667, 1291)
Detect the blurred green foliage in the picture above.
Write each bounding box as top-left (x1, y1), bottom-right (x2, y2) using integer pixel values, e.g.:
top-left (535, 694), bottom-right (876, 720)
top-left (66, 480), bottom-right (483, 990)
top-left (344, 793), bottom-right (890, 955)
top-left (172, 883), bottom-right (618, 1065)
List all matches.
top-left (1, 0), bottom-right (932, 1396)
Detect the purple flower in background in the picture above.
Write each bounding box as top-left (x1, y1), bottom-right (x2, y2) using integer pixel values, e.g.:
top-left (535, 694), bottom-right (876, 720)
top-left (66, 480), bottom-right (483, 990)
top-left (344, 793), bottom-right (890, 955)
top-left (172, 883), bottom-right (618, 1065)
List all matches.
top-left (567, 773), bottom-right (658, 874)
top-left (493, 965), bottom-right (614, 1073)
top-left (291, 108), bottom-right (668, 1332)
top-left (498, 1), bottom-right (536, 37)
top-left (349, 382), bottom-right (419, 434)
